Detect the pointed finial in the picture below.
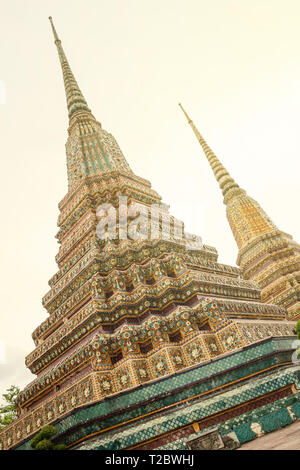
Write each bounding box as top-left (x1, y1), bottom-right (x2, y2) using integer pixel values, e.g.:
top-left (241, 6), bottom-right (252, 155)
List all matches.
top-left (49, 16), bottom-right (92, 120)
top-left (49, 16), bottom-right (60, 43)
top-left (179, 103), bottom-right (244, 203)
top-left (178, 103), bottom-right (192, 124)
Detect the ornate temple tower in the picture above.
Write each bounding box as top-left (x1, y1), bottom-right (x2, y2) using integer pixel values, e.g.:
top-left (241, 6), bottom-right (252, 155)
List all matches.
top-left (179, 104), bottom-right (300, 320)
top-left (1, 19), bottom-right (300, 451)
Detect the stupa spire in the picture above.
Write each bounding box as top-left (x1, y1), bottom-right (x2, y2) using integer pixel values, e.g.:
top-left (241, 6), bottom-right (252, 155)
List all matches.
top-left (178, 102), bottom-right (279, 242)
top-left (179, 103), bottom-right (300, 318)
top-left (178, 103), bottom-right (245, 203)
top-left (48, 17), bottom-right (133, 188)
top-left (49, 16), bottom-right (92, 119)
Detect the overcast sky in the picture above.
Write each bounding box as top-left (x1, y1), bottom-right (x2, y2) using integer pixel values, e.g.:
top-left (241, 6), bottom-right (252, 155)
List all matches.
top-left (0, 0), bottom-right (299, 396)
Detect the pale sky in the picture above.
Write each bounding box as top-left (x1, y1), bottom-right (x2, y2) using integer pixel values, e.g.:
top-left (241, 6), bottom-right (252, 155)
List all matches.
top-left (0, 0), bottom-right (299, 395)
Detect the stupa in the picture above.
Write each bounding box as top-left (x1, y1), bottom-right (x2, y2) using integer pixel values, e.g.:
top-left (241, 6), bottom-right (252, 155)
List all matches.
top-left (1, 18), bottom-right (299, 451)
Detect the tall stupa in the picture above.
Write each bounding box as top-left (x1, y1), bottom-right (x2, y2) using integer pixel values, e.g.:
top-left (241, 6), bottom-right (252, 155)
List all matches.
top-left (0, 19), bottom-right (299, 451)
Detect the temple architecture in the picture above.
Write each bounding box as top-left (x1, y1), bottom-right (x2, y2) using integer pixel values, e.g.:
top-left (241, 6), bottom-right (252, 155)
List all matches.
top-left (179, 104), bottom-right (300, 320)
top-left (1, 18), bottom-right (300, 451)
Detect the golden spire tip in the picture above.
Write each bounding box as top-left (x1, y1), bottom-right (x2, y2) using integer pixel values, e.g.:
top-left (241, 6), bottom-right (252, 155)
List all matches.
top-left (49, 16), bottom-right (60, 42)
top-left (178, 102), bottom-right (192, 122)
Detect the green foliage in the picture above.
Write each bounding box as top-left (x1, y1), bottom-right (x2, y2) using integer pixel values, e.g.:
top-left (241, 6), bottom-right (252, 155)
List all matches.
top-left (38, 425), bottom-right (57, 440)
top-left (0, 385), bottom-right (20, 431)
top-left (294, 320), bottom-right (300, 358)
top-left (35, 439), bottom-right (54, 450)
top-left (295, 320), bottom-right (300, 338)
top-left (30, 425), bottom-right (66, 451)
top-left (30, 433), bottom-right (43, 449)
top-left (53, 443), bottom-right (67, 450)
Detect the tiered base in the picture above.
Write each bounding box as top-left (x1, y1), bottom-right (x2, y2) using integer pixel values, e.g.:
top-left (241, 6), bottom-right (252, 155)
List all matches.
top-left (12, 336), bottom-right (300, 450)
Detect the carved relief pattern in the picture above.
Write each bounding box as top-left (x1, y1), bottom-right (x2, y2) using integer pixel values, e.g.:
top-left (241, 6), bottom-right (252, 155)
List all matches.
top-left (2, 70), bottom-right (298, 452)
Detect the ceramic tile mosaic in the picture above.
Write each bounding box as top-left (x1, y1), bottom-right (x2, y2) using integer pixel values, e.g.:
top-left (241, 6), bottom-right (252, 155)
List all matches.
top-left (1, 18), bottom-right (299, 452)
